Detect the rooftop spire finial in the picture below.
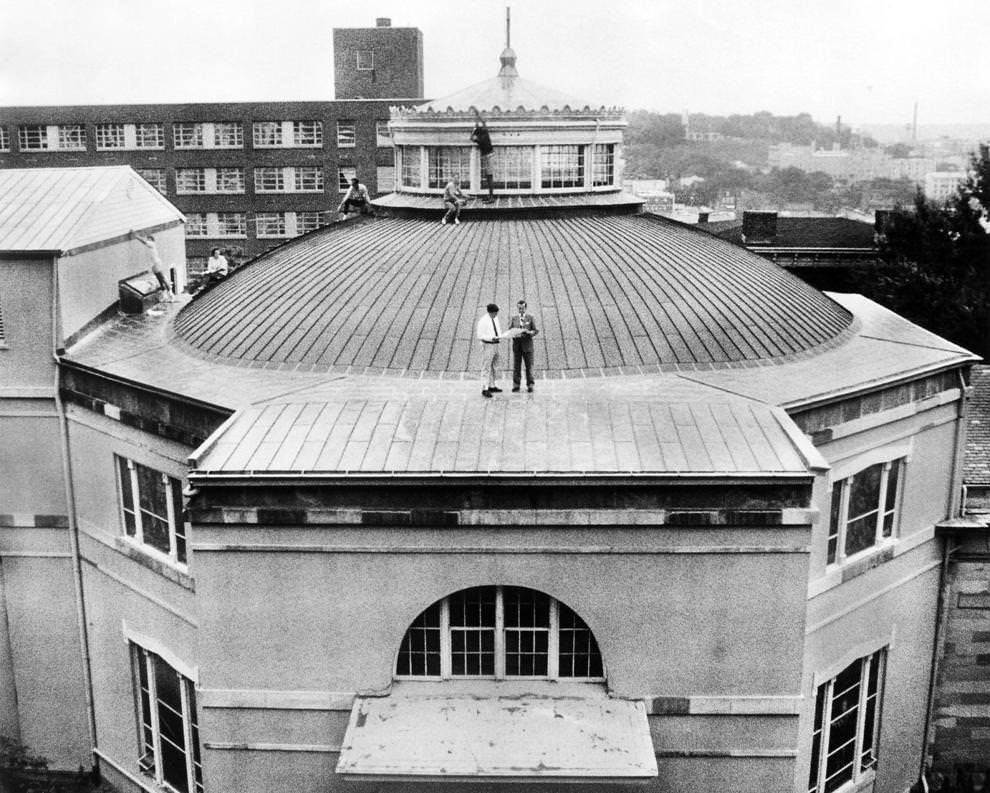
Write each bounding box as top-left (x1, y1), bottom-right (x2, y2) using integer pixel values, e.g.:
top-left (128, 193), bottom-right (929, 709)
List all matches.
top-left (498, 6), bottom-right (518, 78)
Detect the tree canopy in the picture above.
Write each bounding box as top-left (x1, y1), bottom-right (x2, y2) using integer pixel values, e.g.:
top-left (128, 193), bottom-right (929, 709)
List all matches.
top-left (856, 146), bottom-right (990, 358)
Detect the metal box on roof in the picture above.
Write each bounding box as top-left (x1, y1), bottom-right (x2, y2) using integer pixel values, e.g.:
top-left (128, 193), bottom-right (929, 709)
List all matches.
top-left (119, 273), bottom-right (162, 314)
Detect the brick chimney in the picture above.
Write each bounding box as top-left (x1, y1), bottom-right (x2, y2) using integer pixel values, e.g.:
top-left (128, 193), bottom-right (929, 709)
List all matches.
top-left (741, 211), bottom-right (777, 245)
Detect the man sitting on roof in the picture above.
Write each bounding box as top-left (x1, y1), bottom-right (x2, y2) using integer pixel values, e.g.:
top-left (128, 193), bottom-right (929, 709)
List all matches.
top-left (338, 178), bottom-right (373, 218)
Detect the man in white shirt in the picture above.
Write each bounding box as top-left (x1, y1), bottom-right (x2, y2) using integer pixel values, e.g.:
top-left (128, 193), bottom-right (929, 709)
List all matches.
top-left (337, 178), bottom-right (372, 217)
top-left (207, 248), bottom-right (229, 284)
top-left (476, 303), bottom-right (503, 398)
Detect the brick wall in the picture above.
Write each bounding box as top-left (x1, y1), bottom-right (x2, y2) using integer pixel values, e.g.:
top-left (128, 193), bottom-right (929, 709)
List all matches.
top-left (931, 545), bottom-right (990, 782)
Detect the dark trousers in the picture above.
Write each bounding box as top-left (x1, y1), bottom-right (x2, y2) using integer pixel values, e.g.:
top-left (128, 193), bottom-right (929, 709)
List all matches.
top-left (341, 197), bottom-right (369, 214)
top-left (513, 344), bottom-right (534, 386)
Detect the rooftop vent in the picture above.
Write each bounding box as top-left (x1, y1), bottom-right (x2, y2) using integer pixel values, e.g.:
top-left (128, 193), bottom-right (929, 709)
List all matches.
top-left (119, 273), bottom-right (163, 314)
top-left (741, 211), bottom-right (778, 245)
top-left (376, 17), bottom-right (391, 27)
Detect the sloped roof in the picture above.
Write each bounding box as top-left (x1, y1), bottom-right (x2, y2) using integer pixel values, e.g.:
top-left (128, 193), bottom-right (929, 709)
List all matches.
top-left (173, 214), bottom-right (854, 373)
top-left (0, 166), bottom-right (182, 254)
top-left (711, 217), bottom-right (876, 249)
top-left (189, 391), bottom-right (814, 477)
top-left (966, 365), bottom-right (990, 485)
top-left (418, 73), bottom-right (602, 114)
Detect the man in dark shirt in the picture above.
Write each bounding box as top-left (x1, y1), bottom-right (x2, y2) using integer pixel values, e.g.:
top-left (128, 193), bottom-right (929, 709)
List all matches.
top-left (471, 112), bottom-right (495, 203)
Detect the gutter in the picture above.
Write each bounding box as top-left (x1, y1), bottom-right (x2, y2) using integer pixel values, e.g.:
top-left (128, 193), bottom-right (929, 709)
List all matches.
top-left (51, 255), bottom-right (100, 776)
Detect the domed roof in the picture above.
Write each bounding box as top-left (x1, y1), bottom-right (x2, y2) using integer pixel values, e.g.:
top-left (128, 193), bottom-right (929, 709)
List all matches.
top-left (173, 215), bottom-right (853, 375)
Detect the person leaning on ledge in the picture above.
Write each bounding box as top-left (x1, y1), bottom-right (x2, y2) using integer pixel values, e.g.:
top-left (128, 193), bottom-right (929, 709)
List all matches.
top-left (476, 303), bottom-right (503, 398)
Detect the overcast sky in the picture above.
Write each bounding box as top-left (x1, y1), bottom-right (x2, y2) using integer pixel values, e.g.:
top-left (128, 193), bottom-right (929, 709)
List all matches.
top-left (1, 0), bottom-right (986, 128)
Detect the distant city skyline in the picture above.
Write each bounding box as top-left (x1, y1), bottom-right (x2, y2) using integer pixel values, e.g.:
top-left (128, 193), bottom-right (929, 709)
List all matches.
top-left (1, 0), bottom-right (987, 129)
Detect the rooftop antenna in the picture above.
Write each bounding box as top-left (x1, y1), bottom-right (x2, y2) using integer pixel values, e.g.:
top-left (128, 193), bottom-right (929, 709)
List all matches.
top-left (506, 6), bottom-right (511, 48)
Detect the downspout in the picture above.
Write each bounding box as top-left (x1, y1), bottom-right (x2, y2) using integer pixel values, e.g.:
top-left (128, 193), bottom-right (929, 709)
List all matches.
top-left (920, 368), bottom-right (971, 774)
top-left (52, 254), bottom-right (99, 776)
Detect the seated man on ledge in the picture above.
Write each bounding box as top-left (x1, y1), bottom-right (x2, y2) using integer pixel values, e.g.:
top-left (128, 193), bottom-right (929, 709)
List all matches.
top-left (338, 178), bottom-right (373, 217)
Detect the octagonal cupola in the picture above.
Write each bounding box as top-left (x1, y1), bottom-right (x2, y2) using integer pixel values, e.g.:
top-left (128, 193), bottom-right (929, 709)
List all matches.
top-left (385, 42), bottom-right (628, 204)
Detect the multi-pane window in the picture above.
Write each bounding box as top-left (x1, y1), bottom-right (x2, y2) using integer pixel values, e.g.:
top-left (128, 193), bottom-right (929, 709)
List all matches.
top-left (296, 211), bottom-right (328, 235)
top-left (337, 120), bottom-right (356, 148)
top-left (376, 120), bottom-right (392, 147)
top-left (175, 168), bottom-right (207, 194)
top-left (132, 644), bottom-right (203, 793)
top-left (492, 147), bottom-right (534, 190)
top-left (213, 122), bottom-right (242, 148)
top-left (356, 50), bottom-right (374, 70)
top-left (18, 125), bottom-right (48, 150)
top-left (292, 120), bottom-right (322, 147)
top-left (252, 122), bottom-right (282, 147)
top-left (338, 167), bottom-right (356, 193)
top-left (395, 586), bottom-right (604, 681)
top-left (294, 167), bottom-right (324, 192)
top-left (253, 167), bottom-right (285, 193)
top-left (136, 169), bottom-right (167, 195)
top-left (827, 458), bottom-right (903, 564)
top-left (428, 147), bottom-right (472, 189)
top-left (541, 145), bottom-right (584, 189)
top-left (399, 147), bottom-right (421, 188)
top-left (255, 212), bottom-right (287, 238)
top-left (174, 123), bottom-right (204, 149)
top-left (216, 168), bottom-right (245, 194)
top-left (808, 650), bottom-right (885, 793)
top-left (0, 296), bottom-right (5, 344)
top-left (116, 456), bottom-right (186, 566)
top-left (58, 125), bottom-right (86, 150)
top-left (95, 123), bottom-right (126, 149)
top-left (0, 126), bottom-right (9, 151)
top-left (217, 213), bottom-right (246, 237)
top-left (592, 143), bottom-right (615, 187)
top-left (135, 123), bottom-right (165, 149)
top-left (185, 214), bottom-right (209, 238)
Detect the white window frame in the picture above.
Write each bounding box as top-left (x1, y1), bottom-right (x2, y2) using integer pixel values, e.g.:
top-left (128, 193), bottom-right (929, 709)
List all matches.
top-left (18, 125), bottom-right (49, 150)
top-left (826, 456), bottom-right (905, 566)
top-left (375, 120), bottom-right (392, 147)
top-left (135, 123), bottom-right (165, 150)
top-left (131, 643), bottom-right (203, 793)
top-left (215, 167), bottom-right (245, 194)
top-left (0, 126), bottom-right (9, 151)
top-left (57, 124), bottom-right (86, 151)
top-left (252, 121), bottom-right (282, 148)
top-left (115, 455), bottom-right (187, 568)
top-left (395, 585), bottom-right (605, 683)
top-left (356, 50), bottom-right (374, 70)
top-left (808, 649), bottom-right (885, 793)
top-left (175, 168), bottom-right (207, 194)
top-left (253, 167), bottom-right (286, 193)
top-left (293, 166), bottom-right (324, 192)
top-left (173, 122), bottom-right (205, 149)
top-left (336, 120), bottom-right (356, 148)
top-left (212, 121), bottom-right (243, 148)
top-left (136, 169), bottom-right (167, 195)
top-left (295, 211), bottom-right (328, 235)
top-left (255, 212), bottom-right (288, 238)
top-left (185, 214), bottom-right (209, 238)
top-left (292, 120), bottom-right (323, 147)
top-left (216, 212), bottom-right (246, 238)
top-left (95, 123), bottom-right (126, 150)
top-left (338, 167), bottom-right (356, 193)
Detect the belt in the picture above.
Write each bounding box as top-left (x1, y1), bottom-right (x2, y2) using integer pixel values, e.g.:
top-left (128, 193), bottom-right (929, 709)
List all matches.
top-left (481, 339), bottom-right (500, 344)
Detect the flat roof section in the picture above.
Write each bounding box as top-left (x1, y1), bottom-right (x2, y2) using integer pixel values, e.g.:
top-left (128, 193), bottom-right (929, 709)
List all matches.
top-left (336, 683), bottom-right (657, 782)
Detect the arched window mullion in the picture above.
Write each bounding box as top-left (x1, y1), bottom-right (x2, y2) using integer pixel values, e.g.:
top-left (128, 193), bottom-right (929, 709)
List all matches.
top-left (548, 598), bottom-right (560, 679)
top-left (440, 597), bottom-right (452, 679)
top-left (495, 586), bottom-right (506, 679)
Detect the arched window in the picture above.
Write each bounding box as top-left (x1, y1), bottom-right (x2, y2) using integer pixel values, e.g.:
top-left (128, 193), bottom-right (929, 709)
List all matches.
top-left (395, 585), bottom-right (604, 681)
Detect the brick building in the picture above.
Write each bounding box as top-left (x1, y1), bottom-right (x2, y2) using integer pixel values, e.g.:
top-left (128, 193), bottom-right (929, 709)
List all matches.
top-left (0, 20), bottom-right (424, 269)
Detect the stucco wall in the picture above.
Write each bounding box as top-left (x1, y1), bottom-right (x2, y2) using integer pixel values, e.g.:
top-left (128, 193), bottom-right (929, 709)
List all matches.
top-left (0, 257), bottom-right (54, 390)
top-left (58, 227), bottom-right (186, 342)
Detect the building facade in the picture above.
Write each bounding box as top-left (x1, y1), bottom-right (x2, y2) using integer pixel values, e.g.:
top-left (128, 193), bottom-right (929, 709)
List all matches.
top-left (0, 21), bottom-right (424, 270)
top-left (0, 43), bottom-right (984, 793)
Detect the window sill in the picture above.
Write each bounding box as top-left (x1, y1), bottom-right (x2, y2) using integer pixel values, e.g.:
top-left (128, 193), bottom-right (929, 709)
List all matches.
top-left (810, 526), bottom-right (936, 597)
top-left (115, 537), bottom-right (195, 591)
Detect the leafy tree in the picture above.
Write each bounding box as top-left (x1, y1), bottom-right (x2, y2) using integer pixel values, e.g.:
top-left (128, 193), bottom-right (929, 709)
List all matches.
top-left (857, 146), bottom-right (990, 357)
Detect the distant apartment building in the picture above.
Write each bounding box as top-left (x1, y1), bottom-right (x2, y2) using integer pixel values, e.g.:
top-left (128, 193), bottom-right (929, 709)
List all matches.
top-left (0, 20), bottom-right (424, 269)
top-left (768, 143), bottom-right (936, 185)
top-left (925, 171), bottom-right (966, 202)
